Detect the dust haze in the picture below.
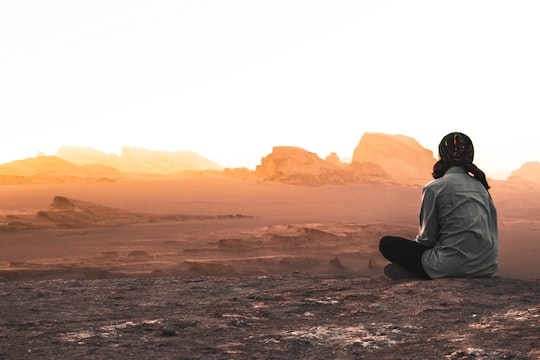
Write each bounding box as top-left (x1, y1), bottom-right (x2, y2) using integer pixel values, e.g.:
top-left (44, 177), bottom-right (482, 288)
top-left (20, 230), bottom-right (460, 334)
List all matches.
top-left (1, 133), bottom-right (539, 281)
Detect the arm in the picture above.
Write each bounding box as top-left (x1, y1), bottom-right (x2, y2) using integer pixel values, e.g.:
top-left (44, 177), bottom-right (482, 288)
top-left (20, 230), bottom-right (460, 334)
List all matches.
top-left (415, 186), bottom-right (438, 247)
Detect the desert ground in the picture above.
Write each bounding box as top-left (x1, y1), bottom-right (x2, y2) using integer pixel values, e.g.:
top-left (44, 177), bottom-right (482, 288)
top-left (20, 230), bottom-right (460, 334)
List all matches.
top-left (0, 177), bottom-right (539, 358)
top-left (1, 177), bottom-right (539, 280)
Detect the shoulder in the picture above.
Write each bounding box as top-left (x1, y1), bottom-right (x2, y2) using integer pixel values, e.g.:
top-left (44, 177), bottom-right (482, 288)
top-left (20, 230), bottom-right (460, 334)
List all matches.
top-left (424, 167), bottom-right (469, 190)
top-left (423, 177), bottom-right (445, 192)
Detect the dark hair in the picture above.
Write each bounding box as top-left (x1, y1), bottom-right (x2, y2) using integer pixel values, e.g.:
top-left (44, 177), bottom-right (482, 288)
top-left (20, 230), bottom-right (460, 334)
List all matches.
top-left (432, 132), bottom-right (490, 190)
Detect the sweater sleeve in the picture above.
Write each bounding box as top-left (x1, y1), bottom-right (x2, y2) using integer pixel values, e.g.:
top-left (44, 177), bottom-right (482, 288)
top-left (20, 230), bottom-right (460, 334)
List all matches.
top-left (415, 186), bottom-right (438, 247)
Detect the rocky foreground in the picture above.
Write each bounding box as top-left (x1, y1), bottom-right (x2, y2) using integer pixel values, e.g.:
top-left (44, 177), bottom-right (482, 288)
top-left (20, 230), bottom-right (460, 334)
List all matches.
top-left (0, 273), bottom-right (538, 359)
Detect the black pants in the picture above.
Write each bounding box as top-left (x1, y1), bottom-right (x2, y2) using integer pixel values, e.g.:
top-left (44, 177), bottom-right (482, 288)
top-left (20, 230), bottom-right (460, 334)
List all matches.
top-left (379, 236), bottom-right (431, 279)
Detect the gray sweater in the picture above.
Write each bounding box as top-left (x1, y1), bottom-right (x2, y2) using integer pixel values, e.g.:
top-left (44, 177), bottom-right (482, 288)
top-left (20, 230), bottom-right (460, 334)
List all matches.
top-left (415, 166), bottom-right (498, 279)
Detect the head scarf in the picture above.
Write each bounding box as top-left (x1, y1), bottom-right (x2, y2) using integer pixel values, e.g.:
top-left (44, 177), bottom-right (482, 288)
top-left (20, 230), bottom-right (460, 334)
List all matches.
top-left (432, 132), bottom-right (490, 190)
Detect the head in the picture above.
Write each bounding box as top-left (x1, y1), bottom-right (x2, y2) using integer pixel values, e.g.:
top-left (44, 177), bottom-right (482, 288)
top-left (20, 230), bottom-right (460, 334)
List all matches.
top-left (438, 132), bottom-right (474, 166)
top-left (432, 132), bottom-right (490, 190)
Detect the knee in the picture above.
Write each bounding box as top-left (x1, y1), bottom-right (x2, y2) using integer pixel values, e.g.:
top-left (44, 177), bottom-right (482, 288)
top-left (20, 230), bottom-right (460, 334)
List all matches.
top-left (379, 236), bottom-right (392, 254)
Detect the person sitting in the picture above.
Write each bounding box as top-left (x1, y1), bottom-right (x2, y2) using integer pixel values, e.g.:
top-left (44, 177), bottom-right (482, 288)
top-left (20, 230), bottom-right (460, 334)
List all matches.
top-left (379, 132), bottom-right (498, 279)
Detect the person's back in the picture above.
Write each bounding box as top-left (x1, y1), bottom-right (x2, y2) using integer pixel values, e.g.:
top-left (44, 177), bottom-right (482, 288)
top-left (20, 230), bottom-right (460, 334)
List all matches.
top-left (416, 166), bottom-right (498, 279)
top-left (379, 132), bottom-right (498, 280)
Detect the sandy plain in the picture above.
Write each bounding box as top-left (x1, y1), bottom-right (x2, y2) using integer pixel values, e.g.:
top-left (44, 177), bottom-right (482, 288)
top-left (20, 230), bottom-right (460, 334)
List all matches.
top-left (0, 177), bottom-right (538, 281)
top-left (0, 177), bottom-right (539, 359)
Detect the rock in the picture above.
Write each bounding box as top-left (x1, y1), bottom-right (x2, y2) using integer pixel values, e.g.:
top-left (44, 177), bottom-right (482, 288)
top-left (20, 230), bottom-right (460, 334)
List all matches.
top-left (0, 274), bottom-right (537, 359)
top-left (161, 327), bottom-right (177, 337)
top-left (352, 133), bottom-right (436, 186)
top-left (119, 147), bottom-right (223, 173)
top-left (254, 146), bottom-right (393, 186)
top-left (508, 161), bottom-right (540, 184)
top-left (325, 152), bottom-right (341, 165)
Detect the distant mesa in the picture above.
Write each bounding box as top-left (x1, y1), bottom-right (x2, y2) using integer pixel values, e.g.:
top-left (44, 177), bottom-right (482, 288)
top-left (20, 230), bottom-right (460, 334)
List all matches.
top-left (0, 146), bottom-right (223, 184)
top-left (254, 146), bottom-right (342, 185)
top-left (56, 146), bottom-right (223, 174)
top-left (0, 155), bottom-right (93, 175)
top-left (56, 147), bottom-right (122, 169)
top-left (325, 152), bottom-right (341, 165)
top-left (252, 134), bottom-right (438, 186)
top-left (120, 147), bottom-right (223, 173)
top-left (508, 161), bottom-right (540, 184)
top-left (7, 135), bottom-right (438, 187)
top-left (254, 146), bottom-right (393, 186)
top-left (0, 155), bottom-right (120, 184)
top-left (0, 133), bottom-right (537, 187)
top-left (223, 167), bottom-right (252, 177)
top-left (352, 133), bottom-right (436, 186)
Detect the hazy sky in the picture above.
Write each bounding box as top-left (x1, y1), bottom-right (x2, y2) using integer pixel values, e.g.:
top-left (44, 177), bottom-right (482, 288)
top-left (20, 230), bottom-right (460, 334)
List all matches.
top-left (1, 1), bottom-right (539, 174)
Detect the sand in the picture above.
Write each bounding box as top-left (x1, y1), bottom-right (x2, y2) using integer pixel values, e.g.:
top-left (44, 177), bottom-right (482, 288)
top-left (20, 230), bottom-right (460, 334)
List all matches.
top-left (0, 177), bottom-right (538, 280)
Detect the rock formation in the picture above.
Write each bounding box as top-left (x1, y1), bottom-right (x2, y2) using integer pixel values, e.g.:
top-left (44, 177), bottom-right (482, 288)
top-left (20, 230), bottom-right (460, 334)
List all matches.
top-left (325, 152), bottom-right (341, 165)
top-left (352, 133), bottom-right (436, 186)
top-left (56, 146), bottom-right (122, 169)
top-left (119, 147), bottom-right (222, 174)
top-left (0, 156), bottom-right (120, 181)
top-left (508, 161), bottom-right (540, 184)
top-left (254, 133), bottom-right (443, 186)
top-left (1, 133), bottom-right (538, 187)
top-left (254, 146), bottom-right (393, 186)
top-left (56, 146), bottom-right (223, 174)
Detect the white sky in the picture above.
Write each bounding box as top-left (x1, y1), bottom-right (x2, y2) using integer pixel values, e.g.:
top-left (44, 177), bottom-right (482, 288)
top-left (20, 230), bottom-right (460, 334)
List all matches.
top-left (1, 1), bottom-right (539, 174)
